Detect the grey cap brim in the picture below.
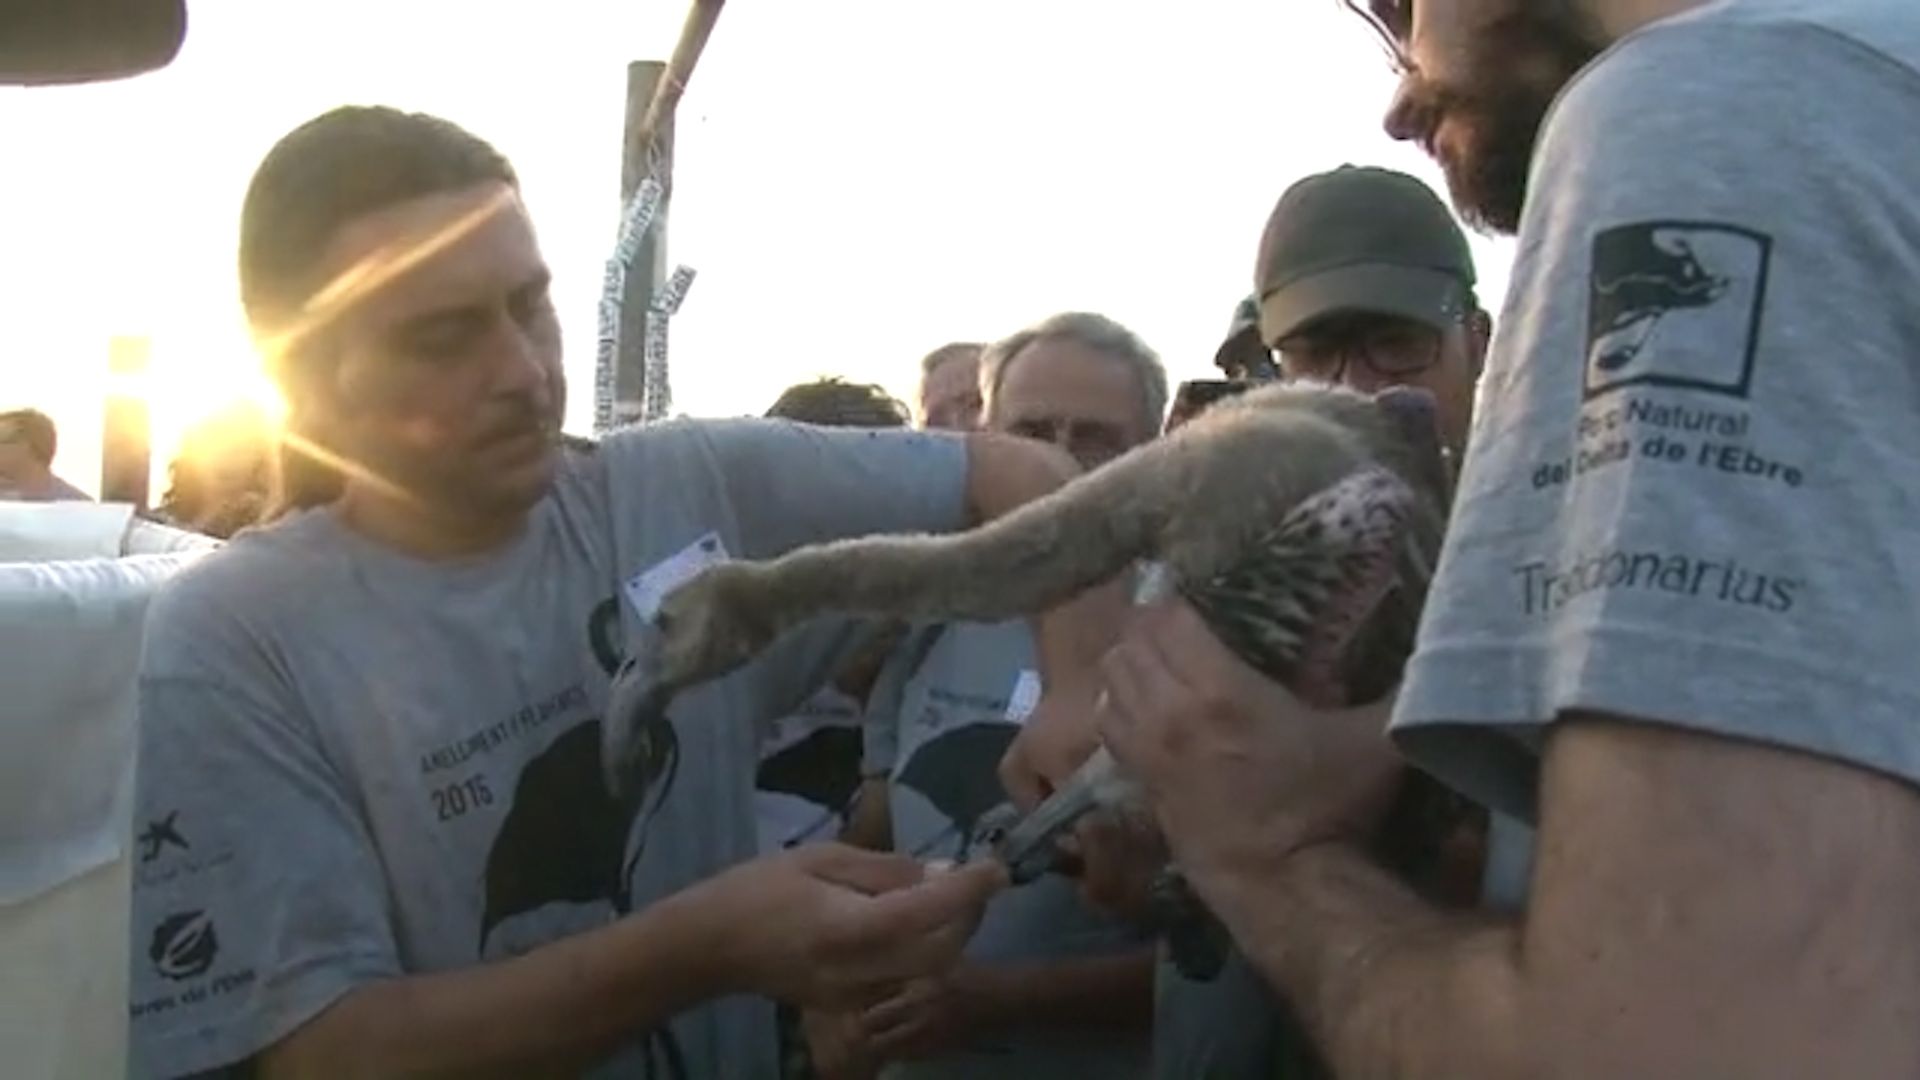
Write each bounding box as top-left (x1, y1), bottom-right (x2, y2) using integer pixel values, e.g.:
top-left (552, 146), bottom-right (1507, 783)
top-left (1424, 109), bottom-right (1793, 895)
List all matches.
top-left (1258, 263), bottom-right (1468, 346)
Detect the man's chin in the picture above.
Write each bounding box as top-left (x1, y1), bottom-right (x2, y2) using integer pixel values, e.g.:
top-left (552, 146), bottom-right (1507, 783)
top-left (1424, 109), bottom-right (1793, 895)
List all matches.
top-left (1435, 142), bottom-right (1527, 238)
top-left (457, 449), bottom-right (559, 522)
top-left (491, 455), bottom-right (559, 513)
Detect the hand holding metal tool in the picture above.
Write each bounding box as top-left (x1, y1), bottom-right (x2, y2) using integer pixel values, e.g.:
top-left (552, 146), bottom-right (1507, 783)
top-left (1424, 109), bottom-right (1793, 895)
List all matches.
top-left (977, 563), bottom-right (1175, 884)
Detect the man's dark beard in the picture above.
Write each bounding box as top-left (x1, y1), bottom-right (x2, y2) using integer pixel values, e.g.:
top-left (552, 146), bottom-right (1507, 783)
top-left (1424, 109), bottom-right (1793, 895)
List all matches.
top-left (1411, 11), bottom-right (1602, 235)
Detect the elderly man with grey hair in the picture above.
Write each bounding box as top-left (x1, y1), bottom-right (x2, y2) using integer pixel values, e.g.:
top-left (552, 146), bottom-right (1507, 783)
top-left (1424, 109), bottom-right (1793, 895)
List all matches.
top-left (979, 312), bottom-right (1168, 470)
top-left (800, 312), bottom-right (1164, 1080)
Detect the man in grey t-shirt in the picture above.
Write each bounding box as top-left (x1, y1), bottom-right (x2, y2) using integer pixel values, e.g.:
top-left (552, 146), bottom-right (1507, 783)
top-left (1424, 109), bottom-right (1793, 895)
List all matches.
top-left (128, 106), bottom-right (1120, 1080)
top-left (857, 621), bottom-right (1152, 1080)
top-left (1009, 0), bottom-right (1920, 1075)
top-left (800, 313), bottom-right (1166, 1080)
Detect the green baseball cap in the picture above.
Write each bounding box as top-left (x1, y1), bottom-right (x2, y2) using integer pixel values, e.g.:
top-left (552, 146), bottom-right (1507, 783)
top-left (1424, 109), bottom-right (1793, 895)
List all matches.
top-left (1254, 165), bottom-right (1477, 347)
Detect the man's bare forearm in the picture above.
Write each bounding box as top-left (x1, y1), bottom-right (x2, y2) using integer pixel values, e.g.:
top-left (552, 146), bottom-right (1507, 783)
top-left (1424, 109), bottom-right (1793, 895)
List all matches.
top-left (1206, 842), bottom-right (1526, 1079)
top-left (841, 777), bottom-right (893, 851)
top-left (259, 883), bottom-right (732, 1079)
top-left (960, 433), bottom-right (1130, 676)
top-left (959, 433), bottom-right (1080, 526)
top-left (965, 948), bottom-right (1157, 1032)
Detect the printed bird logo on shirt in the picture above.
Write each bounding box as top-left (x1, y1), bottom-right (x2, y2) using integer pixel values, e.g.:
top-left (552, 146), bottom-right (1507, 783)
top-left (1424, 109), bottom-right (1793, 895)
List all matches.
top-left (756, 725), bottom-right (865, 846)
top-left (471, 657), bottom-right (689, 1080)
top-left (477, 596), bottom-right (680, 952)
top-left (476, 718), bottom-right (678, 951)
top-left (457, 525), bottom-right (689, 1077)
top-left (1588, 226), bottom-right (1732, 374)
top-left (896, 720), bottom-right (1021, 860)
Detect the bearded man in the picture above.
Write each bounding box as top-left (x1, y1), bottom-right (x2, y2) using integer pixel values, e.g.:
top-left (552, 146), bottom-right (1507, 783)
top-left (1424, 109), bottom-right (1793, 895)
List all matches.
top-left (1004, 1), bottom-right (1920, 1075)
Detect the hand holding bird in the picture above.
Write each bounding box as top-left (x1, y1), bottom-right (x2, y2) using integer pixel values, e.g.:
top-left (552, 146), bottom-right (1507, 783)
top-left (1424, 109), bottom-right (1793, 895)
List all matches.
top-left (1096, 598), bottom-right (1405, 917)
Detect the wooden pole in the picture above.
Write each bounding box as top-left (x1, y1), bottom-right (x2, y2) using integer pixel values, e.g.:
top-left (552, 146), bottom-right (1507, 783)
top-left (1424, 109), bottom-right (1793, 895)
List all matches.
top-left (611, 0), bottom-right (726, 426)
top-left (633, 0), bottom-right (726, 174)
top-left (614, 59), bottom-right (669, 427)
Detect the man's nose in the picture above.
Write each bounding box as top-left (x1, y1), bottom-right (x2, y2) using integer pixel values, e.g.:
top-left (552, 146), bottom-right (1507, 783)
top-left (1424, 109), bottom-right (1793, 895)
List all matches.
top-left (489, 320), bottom-right (551, 399)
top-left (1383, 76), bottom-right (1431, 144)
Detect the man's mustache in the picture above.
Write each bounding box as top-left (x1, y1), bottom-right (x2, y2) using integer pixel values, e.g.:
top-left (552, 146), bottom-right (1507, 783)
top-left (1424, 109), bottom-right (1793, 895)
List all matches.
top-left (473, 406), bottom-right (559, 447)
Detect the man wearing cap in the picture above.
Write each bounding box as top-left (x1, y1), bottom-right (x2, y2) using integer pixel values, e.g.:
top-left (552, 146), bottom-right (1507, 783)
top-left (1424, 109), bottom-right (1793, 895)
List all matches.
top-left (1256, 164), bottom-right (1489, 457)
top-left (1211, 296), bottom-right (1278, 385)
top-left (1147, 165), bottom-right (1492, 1080)
top-left (1160, 299), bottom-right (1280, 435)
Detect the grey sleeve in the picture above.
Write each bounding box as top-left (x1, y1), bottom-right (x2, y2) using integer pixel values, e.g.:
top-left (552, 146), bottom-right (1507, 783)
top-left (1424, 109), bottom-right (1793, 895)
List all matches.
top-left (1391, 19), bottom-right (1920, 813)
top-left (697, 421), bottom-right (972, 733)
top-left (693, 418), bottom-right (972, 559)
top-left (129, 676), bottom-right (401, 1079)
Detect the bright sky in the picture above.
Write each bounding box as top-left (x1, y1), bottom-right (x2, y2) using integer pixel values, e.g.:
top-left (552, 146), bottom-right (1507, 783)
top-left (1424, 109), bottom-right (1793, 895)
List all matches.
top-left (0, 0), bottom-right (1512, 498)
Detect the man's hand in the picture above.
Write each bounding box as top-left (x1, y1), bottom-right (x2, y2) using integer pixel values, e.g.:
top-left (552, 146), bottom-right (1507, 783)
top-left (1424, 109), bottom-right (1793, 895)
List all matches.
top-left (1060, 810), bottom-right (1167, 922)
top-left (1094, 598), bottom-right (1403, 904)
top-left (860, 966), bottom-right (991, 1062)
top-left (801, 1008), bottom-right (880, 1080)
top-left (999, 665), bottom-right (1106, 810)
top-left (254, 843), bottom-right (999, 1079)
top-left (703, 844), bottom-right (1005, 1011)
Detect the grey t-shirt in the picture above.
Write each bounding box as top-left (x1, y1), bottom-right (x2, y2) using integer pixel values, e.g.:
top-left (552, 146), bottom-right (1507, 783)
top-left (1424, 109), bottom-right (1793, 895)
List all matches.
top-left (1393, 0), bottom-right (1920, 820)
top-left (1151, 947), bottom-right (1293, 1080)
top-left (864, 619), bottom-right (1150, 1080)
top-left (127, 419), bottom-right (969, 1080)
top-left (755, 685), bottom-right (867, 854)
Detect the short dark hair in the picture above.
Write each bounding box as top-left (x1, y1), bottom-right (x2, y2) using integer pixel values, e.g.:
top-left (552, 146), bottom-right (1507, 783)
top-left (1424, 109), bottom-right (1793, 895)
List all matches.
top-left (0, 408), bottom-right (57, 465)
top-left (766, 378), bottom-right (911, 429)
top-left (238, 106), bottom-right (518, 513)
top-left (239, 105), bottom-right (518, 327)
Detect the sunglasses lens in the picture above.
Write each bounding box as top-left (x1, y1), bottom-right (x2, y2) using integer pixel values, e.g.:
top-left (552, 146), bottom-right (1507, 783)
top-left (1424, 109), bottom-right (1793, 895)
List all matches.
top-left (1375, 0), bottom-right (1411, 36)
top-left (1342, 0), bottom-right (1412, 68)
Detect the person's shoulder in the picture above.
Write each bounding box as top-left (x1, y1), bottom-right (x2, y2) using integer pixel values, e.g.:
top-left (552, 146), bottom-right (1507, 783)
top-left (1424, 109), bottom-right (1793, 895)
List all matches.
top-left (597, 416), bottom-right (953, 454)
top-left (593, 417), bottom-right (963, 494)
top-left (589, 417), bottom-right (738, 481)
top-left (1674, 0), bottom-right (1920, 57)
top-left (142, 512), bottom-right (340, 673)
top-left (928, 618), bottom-right (1036, 671)
top-left (595, 416), bottom-right (743, 453)
top-left (1554, 0), bottom-right (1919, 121)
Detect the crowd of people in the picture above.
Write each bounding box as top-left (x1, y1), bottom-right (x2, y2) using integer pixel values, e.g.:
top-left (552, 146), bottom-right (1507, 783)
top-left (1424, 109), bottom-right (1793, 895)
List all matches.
top-left (0, 402), bottom-right (273, 543)
top-left (19, 0), bottom-right (1912, 1077)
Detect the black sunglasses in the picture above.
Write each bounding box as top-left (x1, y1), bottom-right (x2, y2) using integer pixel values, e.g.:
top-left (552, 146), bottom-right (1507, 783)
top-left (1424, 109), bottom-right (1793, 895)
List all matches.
top-left (1341, 0), bottom-right (1415, 73)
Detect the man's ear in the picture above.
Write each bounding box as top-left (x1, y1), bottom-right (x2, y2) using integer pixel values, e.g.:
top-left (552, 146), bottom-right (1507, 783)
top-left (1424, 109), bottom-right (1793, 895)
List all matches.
top-left (1467, 308), bottom-right (1494, 376)
top-left (273, 330), bottom-right (355, 428)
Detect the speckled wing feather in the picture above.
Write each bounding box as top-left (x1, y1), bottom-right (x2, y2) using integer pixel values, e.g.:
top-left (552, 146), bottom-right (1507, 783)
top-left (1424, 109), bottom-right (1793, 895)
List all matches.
top-left (1180, 466), bottom-right (1419, 704)
top-left (986, 467), bottom-right (1423, 885)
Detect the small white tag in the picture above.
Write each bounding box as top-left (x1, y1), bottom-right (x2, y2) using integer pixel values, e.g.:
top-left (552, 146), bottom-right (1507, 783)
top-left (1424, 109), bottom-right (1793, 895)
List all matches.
top-left (623, 532), bottom-right (729, 622)
top-left (1005, 670), bottom-right (1043, 722)
top-left (651, 264), bottom-right (697, 315)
